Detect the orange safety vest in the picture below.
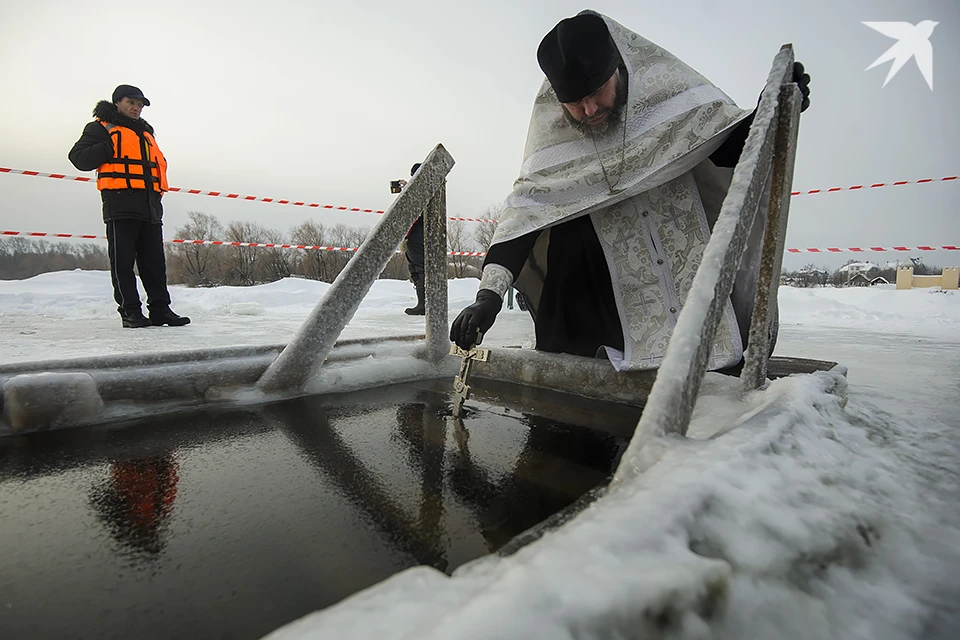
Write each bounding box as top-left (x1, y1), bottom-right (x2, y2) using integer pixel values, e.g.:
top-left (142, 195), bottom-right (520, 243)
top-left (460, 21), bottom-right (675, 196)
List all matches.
top-left (96, 120), bottom-right (169, 193)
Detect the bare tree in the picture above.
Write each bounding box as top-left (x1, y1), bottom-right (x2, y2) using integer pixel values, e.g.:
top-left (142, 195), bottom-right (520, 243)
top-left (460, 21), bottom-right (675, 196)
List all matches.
top-left (829, 268), bottom-right (846, 287)
top-left (260, 227), bottom-right (294, 282)
top-left (380, 253), bottom-right (409, 280)
top-left (473, 204), bottom-right (501, 252)
top-left (169, 211), bottom-right (225, 286)
top-left (813, 265), bottom-right (829, 287)
top-left (794, 264), bottom-right (826, 286)
top-left (320, 223), bottom-right (369, 282)
top-left (325, 223), bottom-right (353, 279)
top-left (345, 225), bottom-right (369, 250)
top-left (224, 220), bottom-right (268, 285)
top-left (290, 220), bottom-right (331, 282)
top-left (447, 219), bottom-right (472, 278)
top-left (0, 237), bottom-right (110, 280)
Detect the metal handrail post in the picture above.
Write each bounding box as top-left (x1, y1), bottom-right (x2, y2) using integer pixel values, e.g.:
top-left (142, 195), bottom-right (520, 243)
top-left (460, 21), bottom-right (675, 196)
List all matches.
top-left (257, 144), bottom-right (455, 392)
top-left (611, 45), bottom-right (796, 485)
top-left (740, 82), bottom-right (802, 391)
top-left (423, 182), bottom-right (449, 363)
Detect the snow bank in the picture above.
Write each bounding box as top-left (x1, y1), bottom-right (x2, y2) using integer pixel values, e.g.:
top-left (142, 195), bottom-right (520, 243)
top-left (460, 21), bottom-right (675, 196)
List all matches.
top-left (0, 270), bottom-right (480, 317)
top-left (0, 270), bottom-right (514, 364)
top-left (264, 369), bottom-right (960, 640)
top-left (777, 285), bottom-right (958, 337)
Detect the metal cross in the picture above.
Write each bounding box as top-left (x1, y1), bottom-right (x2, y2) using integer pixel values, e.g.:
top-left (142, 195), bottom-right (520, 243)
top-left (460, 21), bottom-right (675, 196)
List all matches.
top-left (449, 338), bottom-right (490, 419)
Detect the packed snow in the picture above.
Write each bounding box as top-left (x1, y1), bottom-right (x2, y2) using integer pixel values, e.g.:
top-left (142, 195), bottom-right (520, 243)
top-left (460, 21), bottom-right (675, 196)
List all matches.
top-left (1, 270), bottom-right (959, 638)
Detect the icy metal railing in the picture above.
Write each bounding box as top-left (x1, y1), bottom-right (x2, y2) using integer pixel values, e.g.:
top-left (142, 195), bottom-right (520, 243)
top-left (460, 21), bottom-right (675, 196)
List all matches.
top-left (612, 45), bottom-right (802, 483)
top-left (740, 76), bottom-right (803, 391)
top-left (257, 144), bottom-right (455, 392)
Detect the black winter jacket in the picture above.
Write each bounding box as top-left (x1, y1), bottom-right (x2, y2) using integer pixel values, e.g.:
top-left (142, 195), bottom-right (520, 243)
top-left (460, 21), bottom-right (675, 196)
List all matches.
top-left (69, 100), bottom-right (165, 224)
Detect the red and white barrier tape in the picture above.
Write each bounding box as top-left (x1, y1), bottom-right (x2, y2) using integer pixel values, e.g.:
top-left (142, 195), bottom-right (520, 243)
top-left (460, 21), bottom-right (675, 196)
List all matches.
top-left (786, 245), bottom-right (958, 253)
top-left (0, 166), bottom-right (498, 224)
top-left (1, 230), bottom-right (488, 256)
top-left (5, 165), bottom-right (957, 225)
top-left (2, 231), bottom-right (105, 240)
top-left (170, 238), bottom-right (358, 251)
top-left (3, 230), bottom-right (957, 257)
top-left (791, 175), bottom-right (957, 196)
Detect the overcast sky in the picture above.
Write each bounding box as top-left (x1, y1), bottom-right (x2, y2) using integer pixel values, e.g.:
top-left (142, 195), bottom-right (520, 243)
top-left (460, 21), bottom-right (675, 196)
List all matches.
top-left (1, 0), bottom-right (957, 270)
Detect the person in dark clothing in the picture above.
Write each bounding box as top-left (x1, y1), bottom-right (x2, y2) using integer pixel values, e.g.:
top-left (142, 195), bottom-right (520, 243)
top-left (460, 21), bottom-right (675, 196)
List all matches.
top-left (400, 162), bottom-right (425, 315)
top-left (68, 84), bottom-right (190, 328)
top-left (451, 11), bottom-right (810, 374)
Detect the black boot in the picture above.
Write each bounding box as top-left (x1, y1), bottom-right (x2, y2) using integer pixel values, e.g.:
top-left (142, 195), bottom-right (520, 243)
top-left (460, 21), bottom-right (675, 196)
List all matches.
top-left (405, 276), bottom-right (425, 316)
top-left (150, 308), bottom-right (191, 327)
top-left (121, 309), bottom-right (152, 329)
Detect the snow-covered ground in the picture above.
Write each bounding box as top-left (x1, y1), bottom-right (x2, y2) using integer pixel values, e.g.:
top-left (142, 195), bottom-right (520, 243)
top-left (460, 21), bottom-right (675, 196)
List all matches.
top-left (0, 271), bottom-right (533, 363)
top-left (2, 271), bottom-right (959, 638)
top-left (1, 273), bottom-right (955, 429)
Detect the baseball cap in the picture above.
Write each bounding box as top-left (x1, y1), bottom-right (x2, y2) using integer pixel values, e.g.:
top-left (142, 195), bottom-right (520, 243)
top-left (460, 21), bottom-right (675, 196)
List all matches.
top-left (112, 84), bottom-right (151, 107)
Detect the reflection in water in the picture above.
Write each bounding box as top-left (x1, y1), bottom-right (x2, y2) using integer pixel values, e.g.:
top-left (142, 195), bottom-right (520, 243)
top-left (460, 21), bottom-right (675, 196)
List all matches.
top-left (271, 387), bottom-right (626, 571)
top-left (448, 411), bottom-right (625, 550)
top-left (396, 400), bottom-right (447, 568)
top-left (88, 454), bottom-right (180, 558)
top-left (268, 399), bottom-right (453, 572)
top-left (1, 382), bottom-right (629, 640)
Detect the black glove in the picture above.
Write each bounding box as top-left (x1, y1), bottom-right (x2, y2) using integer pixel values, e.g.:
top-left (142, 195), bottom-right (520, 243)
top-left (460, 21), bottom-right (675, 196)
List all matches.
top-left (792, 61), bottom-right (811, 112)
top-left (450, 289), bottom-right (503, 350)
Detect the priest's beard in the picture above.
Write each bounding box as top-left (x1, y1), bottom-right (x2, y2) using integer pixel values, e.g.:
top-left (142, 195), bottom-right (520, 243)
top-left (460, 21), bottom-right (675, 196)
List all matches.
top-left (564, 67), bottom-right (628, 137)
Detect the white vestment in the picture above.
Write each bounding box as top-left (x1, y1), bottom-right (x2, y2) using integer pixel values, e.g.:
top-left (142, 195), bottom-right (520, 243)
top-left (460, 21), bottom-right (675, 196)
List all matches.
top-left (484, 10), bottom-right (770, 372)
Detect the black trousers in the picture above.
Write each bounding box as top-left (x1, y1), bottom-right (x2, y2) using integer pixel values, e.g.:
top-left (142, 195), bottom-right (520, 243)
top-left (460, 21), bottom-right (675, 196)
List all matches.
top-left (106, 219), bottom-right (171, 315)
top-left (405, 216), bottom-right (425, 281)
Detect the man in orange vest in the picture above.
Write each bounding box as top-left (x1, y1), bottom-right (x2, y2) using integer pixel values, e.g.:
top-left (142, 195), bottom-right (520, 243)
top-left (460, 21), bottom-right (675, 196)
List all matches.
top-left (69, 84), bottom-right (190, 328)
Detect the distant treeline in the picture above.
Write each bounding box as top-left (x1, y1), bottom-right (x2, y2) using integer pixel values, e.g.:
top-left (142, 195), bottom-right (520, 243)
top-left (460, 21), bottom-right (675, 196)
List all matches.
top-left (0, 236), bottom-right (110, 280)
top-left (1, 209), bottom-right (501, 286)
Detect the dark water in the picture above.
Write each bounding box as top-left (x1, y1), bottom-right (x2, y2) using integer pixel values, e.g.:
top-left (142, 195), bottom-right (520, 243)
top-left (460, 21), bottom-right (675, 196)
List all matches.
top-left (0, 379), bottom-right (638, 640)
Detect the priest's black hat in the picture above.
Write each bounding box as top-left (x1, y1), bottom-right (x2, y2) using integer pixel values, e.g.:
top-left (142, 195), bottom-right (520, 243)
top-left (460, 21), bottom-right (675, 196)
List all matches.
top-left (537, 13), bottom-right (621, 103)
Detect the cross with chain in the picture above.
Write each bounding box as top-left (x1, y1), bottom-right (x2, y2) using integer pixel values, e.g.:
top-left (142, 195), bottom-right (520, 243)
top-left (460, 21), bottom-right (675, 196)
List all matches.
top-left (449, 338), bottom-right (490, 419)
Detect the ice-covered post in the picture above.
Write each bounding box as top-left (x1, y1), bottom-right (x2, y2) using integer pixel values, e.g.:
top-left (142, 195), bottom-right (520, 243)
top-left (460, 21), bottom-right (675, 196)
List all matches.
top-left (423, 182), bottom-right (448, 363)
top-left (740, 80), bottom-right (802, 392)
top-left (257, 144), bottom-right (455, 392)
top-left (611, 45), bottom-right (796, 485)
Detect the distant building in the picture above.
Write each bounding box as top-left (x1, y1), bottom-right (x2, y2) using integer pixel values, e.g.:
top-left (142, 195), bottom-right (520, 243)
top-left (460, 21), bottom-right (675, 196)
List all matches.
top-left (848, 272), bottom-right (872, 287)
top-left (839, 261), bottom-right (880, 276)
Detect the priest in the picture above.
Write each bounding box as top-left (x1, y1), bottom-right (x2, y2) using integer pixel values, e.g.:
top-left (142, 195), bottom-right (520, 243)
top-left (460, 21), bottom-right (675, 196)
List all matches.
top-left (450, 10), bottom-right (810, 372)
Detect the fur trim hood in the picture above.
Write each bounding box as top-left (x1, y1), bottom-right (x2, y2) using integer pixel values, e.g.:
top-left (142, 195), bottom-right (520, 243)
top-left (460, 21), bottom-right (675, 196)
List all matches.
top-left (93, 100), bottom-right (155, 134)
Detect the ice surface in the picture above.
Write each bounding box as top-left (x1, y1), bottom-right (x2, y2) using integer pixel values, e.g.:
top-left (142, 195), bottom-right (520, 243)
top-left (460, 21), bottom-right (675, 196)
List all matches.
top-left (2, 273), bottom-right (955, 363)
top-left (777, 285), bottom-right (959, 337)
top-left (2, 270), bottom-right (958, 638)
top-left (0, 271), bottom-right (533, 365)
top-left (302, 343), bottom-right (459, 396)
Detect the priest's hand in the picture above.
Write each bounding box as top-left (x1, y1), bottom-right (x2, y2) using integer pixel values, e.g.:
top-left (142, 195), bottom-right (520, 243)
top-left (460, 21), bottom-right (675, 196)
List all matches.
top-left (792, 61), bottom-right (811, 112)
top-left (450, 289), bottom-right (503, 350)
